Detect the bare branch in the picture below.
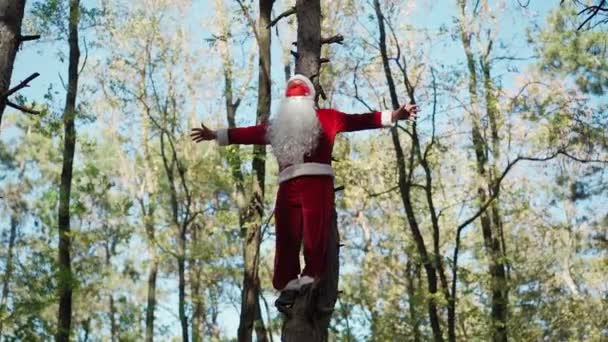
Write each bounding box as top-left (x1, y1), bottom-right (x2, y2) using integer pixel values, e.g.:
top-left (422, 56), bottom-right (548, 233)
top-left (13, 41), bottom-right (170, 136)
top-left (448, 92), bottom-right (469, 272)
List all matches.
top-left (571, 0), bottom-right (608, 30)
top-left (19, 35), bottom-right (41, 42)
top-left (456, 149), bottom-right (607, 232)
top-left (78, 36), bottom-right (89, 76)
top-left (6, 101), bottom-right (41, 115)
top-left (351, 62), bottom-right (375, 112)
top-left (321, 34), bottom-right (344, 45)
top-left (2, 72), bottom-right (40, 99)
top-left (367, 185), bottom-right (399, 197)
top-left (268, 7), bottom-right (296, 28)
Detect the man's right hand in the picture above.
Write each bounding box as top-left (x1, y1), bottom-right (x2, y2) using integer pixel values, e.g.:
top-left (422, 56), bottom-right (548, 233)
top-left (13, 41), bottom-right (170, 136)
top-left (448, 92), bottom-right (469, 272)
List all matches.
top-left (190, 123), bottom-right (217, 143)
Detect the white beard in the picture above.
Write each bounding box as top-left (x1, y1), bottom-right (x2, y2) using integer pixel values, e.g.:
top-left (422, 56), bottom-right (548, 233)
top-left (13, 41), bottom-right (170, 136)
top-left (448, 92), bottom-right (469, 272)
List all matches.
top-left (267, 97), bottom-right (321, 167)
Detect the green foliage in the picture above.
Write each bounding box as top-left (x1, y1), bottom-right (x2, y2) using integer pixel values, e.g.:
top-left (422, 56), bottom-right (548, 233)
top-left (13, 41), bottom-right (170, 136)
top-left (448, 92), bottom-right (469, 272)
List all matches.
top-left (1, 1), bottom-right (606, 341)
top-left (537, 4), bottom-right (608, 95)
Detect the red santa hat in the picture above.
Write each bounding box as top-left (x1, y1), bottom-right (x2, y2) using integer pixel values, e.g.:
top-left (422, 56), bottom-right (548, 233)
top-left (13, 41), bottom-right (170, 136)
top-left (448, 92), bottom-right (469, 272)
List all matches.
top-left (285, 74), bottom-right (315, 99)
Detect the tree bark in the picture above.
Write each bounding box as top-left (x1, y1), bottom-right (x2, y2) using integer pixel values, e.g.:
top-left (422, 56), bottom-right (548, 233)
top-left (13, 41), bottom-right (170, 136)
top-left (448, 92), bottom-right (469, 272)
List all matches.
top-left (0, 0), bottom-right (26, 129)
top-left (234, 1), bottom-right (273, 341)
top-left (406, 261), bottom-right (421, 342)
top-left (294, 0), bottom-right (321, 80)
top-left (104, 243), bottom-right (118, 342)
top-left (191, 224), bottom-right (205, 342)
top-left (141, 211), bottom-right (158, 342)
top-left (0, 215), bottom-right (18, 337)
top-left (56, 1), bottom-right (80, 340)
top-left (144, 253), bottom-right (158, 342)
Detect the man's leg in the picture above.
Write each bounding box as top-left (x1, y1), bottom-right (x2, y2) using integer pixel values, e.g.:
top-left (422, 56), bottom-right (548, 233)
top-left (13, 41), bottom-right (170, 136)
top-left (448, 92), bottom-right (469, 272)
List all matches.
top-left (272, 181), bottom-right (303, 290)
top-left (300, 177), bottom-right (334, 282)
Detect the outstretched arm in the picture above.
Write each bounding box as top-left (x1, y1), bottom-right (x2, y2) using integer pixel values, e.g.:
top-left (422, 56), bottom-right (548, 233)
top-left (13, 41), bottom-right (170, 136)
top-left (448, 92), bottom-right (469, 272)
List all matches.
top-left (191, 123), bottom-right (269, 145)
top-left (335, 104), bottom-right (418, 133)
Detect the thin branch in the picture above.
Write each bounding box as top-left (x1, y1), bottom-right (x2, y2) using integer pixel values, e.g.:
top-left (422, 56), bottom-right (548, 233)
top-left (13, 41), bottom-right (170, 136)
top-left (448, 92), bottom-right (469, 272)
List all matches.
top-left (423, 67), bottom-right (438, 161)
top-left (268, 6), bottom-right (296, 28)
top-left (78, 35), bottom-right (89, 76)
top-left (321, 34), bottom-right (344, 45)
top-left (235, 0), bottom-right (262, 46)
top-left (574, 0), bottom-right (608, 30)
top-left (352, 62), bottom-right (375, 112)
top-left (456, 149), bottom-right (607, 232)
top-left (2, 72), bottom-right (40, 99)
top-left (367, 185), bottom-right (399, 197)
top-left (6, 101), bottom-right (41, 115)
top-left (19, 35), bottom-right (41, 42)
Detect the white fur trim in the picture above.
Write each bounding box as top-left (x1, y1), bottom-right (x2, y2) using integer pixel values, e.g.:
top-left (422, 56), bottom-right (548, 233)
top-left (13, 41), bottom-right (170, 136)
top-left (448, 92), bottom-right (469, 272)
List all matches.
top-left (281, 276), bottom-right (315, 291)
top-left (216, 129), bottom-right (229, 146)
top-left (287, 74), bottom-right (316, 99)
top-left (278, 163), bottom-right (334, 183)
top-left (283, 278), bottom-right (301, 291)
top-left (381, 110), bottom-right (394, 127)
top-left (298, 276), bottom-right (314, 286)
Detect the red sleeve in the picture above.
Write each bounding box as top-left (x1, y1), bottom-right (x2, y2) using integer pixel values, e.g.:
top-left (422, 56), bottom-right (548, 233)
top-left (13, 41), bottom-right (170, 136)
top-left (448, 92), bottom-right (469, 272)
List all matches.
top-left (332, 109), bottom-right (393, 133)
top-left (229, 124), bottom-right (269, 145)
top-left (217, 124), bottom-right (269, 145)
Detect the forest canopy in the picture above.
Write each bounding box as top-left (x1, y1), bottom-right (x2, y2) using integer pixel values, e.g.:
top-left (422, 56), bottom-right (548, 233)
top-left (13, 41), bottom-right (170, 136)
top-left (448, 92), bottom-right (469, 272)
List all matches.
top-left (0, 0), bottom-right (606, 341)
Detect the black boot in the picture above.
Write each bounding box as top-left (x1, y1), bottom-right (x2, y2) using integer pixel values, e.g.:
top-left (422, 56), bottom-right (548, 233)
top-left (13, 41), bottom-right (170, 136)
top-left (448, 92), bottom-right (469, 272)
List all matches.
top-left (275, 289), bottom-right (298, 315)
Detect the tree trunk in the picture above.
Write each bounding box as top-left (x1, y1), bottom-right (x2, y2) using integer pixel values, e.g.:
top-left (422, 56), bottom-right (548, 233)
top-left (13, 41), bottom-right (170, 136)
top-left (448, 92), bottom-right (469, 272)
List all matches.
top-left (372, 0), bottom-right (444, 340)
top-left (294, 0), bottom-right (321, 82)
top-left (0, 215), bottom-right (18, 337)
top-left (56, 1), bottom-right (80, 340)
top-left (140, 106), bottom-right (158, 342)
top-left (191, 274), bottom-right (204, 341)
top-left (0, 0), bottom-right (26, 129)
top-left (235, 1), bottom-right (273, 341)
top-left (457, 2), bottom-right (508, 340)
top-left (406, 261), bottom-right (421, 342)
top-left (104, 243), bottom-right (117, 342)
top-left (178, 253), bottom-right (187, 342)
top-left (145, 258), bottom-right (158, 342)
top-left (190, 223), bottom-right (204, 342)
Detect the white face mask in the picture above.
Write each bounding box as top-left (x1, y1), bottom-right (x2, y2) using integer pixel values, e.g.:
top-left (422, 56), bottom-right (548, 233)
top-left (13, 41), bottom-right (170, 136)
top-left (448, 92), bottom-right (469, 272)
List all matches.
top-left (267, 96), bottom-right (321, 167)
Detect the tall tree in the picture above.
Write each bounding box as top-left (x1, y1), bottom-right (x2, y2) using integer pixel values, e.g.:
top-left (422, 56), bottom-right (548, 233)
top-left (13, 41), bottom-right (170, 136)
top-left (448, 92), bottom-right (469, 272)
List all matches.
top-left (456, 1), bottom-right (508, 340)
top-left (372, 1), bottom-right (446, 340)
top-left (232, 0), bottom-right (273, 340)
top-left (0, 0), bottom-right (26, 128)
top-left (56, 0), bottom-right (81, 340)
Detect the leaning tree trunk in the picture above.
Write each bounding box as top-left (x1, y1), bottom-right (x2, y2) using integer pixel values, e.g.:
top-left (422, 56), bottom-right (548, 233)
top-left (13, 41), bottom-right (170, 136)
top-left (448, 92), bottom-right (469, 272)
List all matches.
top-left (56, 0), bottom-right (81, 341)
top-left (373, 0), bottom-right (445, 340)
top-left (235, 0), bottom-right (273, 341)
top-left (0, 0), bottom-right (26, 129)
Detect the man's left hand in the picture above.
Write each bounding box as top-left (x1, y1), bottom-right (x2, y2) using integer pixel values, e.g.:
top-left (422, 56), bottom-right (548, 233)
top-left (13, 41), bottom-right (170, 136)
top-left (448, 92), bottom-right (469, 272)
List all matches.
top-left (392, 103), bottom-right (419, 123)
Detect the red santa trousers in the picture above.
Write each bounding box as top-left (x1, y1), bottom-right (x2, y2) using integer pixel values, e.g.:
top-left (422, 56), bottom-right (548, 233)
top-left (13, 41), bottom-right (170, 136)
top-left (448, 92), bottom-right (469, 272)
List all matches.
top-left (272, 175), bottom-right (334, 290)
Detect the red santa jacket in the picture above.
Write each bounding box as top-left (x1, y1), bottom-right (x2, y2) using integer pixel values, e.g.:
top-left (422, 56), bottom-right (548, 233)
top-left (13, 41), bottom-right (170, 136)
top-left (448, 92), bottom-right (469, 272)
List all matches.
top-left (216, 109), bottom-right (393, 183)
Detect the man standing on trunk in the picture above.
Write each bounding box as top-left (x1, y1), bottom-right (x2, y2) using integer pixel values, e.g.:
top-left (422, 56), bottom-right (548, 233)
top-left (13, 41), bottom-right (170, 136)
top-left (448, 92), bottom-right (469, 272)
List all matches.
top-left (191, 74), bottom-right (418, 309)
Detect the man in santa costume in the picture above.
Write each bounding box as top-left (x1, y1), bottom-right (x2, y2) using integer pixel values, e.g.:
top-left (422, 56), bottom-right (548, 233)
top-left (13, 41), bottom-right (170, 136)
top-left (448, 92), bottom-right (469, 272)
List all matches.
top-left (191, 74), bottom-right (417, 309)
